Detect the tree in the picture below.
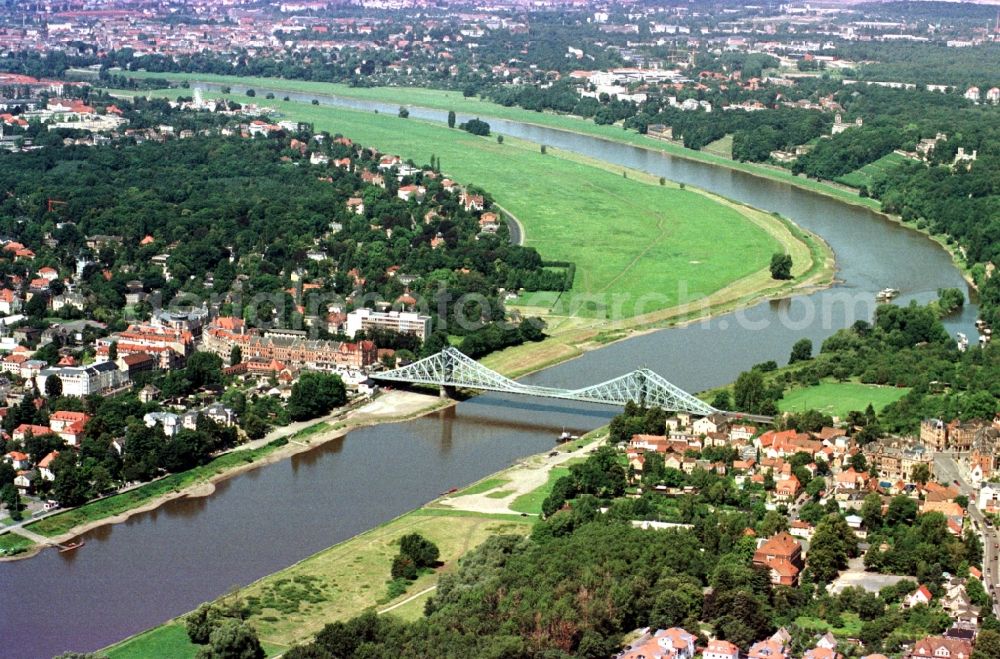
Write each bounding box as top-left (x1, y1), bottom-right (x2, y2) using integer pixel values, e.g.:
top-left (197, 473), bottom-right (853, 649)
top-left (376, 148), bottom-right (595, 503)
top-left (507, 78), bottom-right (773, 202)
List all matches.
top-left (734, 369), bottom-right (768, 414)
top-left (712, 390), bottom-right (732, 410)
top-left (199, 619), bottom-right (264, 659)
top-left (497, 134), bottom-right (504, 144)
top-left (1, 483), bottom-right (24, 521)
top-left (911, 462), bottom-right (931, 485)
top-left (447, 110), bottom-right (456, 128)
top-left (45, 373), bottom-right (63, 398)
top-left (973, 629), bottom-right (1000, 659)
top-left (230, 345), bottom-right (242, 366)
top-left (399, 533), bottom-right (440, 568)
top-left (398, 106), bottom-right (409, 119)
top-left (770, 252), bottom-right (793, 280)
top-left (108, 341), bottom-right (118, 362)
top-left (187, 603), bottom-right (220, 645)
top-left (808, 513), bottom-right (859, 583)
top-left (52, 452), bottom-right (89, 507)
top-left (789, 338), bottom-right (812, 363)
top-left (458, 118), bottom-right (490, 136)
top-left (286, 372), bottom-right (347, 421)
top-left (186, 352), bottom-right (224, 390)
top-left (245, 89), bottom-right (256, 98)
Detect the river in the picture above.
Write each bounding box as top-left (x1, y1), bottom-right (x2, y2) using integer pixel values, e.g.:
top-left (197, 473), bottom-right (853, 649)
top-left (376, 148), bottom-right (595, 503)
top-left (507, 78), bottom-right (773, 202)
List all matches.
top-left (0, 86), bottom-right (979, 658)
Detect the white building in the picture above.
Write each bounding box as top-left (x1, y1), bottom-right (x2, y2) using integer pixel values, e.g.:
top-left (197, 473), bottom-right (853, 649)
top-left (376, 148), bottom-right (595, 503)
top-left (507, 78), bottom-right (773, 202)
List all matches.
top-left (36, 362), bottom-right (128, 397)
top-left (345, 309), bottom-right (431, 341)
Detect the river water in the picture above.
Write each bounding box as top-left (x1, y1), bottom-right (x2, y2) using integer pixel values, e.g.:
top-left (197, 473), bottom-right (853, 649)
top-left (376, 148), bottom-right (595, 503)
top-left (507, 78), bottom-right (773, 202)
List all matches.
top-left (0, 86), bottom-right (978, 658)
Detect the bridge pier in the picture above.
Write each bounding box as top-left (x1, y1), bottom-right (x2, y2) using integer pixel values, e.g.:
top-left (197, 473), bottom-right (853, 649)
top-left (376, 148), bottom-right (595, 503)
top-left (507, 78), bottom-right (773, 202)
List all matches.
top-left (439, 385), bottom-right (457, 399)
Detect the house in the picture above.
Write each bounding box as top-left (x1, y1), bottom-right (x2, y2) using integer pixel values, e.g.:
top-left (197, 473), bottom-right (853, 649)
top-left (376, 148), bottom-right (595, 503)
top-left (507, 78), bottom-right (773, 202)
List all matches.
top-left (4, 451), bottom-right (30, 470)
top-left (908, 636), bottom-right (972, 659)
top-left (38, 451), bottom-right (59, 481)
top-left (704, 639), bottom-right (741, 659)
top-left (753, 532), bottom-right (804, 586)
top-left (14, 470), bottom-right (35, 494)
top-left (622, 628), bottom-right (696, 659)
top-left (201, 403), bottom-right (237, 427)
top-left (13, 423), bottom-right (54, 442)
top-left (748, 639), bottom-right (788, 659)
top-left (774, 474), bottom-right (801, 501)
top-left (138, 384), bottom-right (160, 403)
top-left (816, 633), bottom-right (837, 650)
top-left (50, 410), bottom-right (91, 446)
top-left (903, 585), bottom-right (933, 609)
top-left (803, 649), bottom-right (841, 659)
top-left (143, 412), bottom-right (182, 437)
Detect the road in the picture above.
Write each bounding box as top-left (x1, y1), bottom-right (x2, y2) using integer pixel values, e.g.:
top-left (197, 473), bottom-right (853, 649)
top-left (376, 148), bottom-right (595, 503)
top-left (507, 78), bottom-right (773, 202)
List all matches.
top-left (934, 452), bottom-right (1000, 617)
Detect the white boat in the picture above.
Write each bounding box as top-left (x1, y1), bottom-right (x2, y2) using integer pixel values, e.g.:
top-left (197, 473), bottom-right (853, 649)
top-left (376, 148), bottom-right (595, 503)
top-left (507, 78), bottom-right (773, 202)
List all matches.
top-left (876, 287), bottom-right (900, 301)
top-left (557, 429), bottom-right (579, 443)
top-left (957, 332), bottom-right (968, 352)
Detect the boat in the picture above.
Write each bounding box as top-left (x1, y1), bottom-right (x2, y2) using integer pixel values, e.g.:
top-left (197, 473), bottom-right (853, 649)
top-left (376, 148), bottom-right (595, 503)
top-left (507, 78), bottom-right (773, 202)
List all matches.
top-left (58, 541), bottom-right (84, 553)
top-left (875, 287), bottom-right (900, 301)
top-left (439, 487), bottom-right (458, 496)
top-left (557, 429), bottom-right (579, 443)
top-left (957, 332), bottom-right (969, 352)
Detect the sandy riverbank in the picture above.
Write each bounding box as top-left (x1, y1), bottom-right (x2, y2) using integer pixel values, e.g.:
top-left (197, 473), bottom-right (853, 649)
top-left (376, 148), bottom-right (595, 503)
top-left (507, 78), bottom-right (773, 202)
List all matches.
top-left (0, 390), bottom-right (450, 562)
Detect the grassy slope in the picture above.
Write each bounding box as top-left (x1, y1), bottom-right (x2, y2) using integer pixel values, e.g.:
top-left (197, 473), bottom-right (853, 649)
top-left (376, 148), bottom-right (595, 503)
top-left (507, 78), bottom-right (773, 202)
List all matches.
top-left (834, 152), bottom-right (908, 189)
top-left (778, 380), bottom-right (910, 418)
top-left (131, 89), bottom-right (783, 319)
top-left (102, 509), bottom-right (532, 654)
top-left (0, 531), bottom-right (36, 556)
top-left (124, 71), bottom-right (882, 211)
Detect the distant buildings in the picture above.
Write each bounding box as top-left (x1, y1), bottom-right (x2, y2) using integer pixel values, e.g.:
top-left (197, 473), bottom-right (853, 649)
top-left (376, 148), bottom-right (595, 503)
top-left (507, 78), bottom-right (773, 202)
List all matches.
top-left (753, 531), bottom-right (804, 586)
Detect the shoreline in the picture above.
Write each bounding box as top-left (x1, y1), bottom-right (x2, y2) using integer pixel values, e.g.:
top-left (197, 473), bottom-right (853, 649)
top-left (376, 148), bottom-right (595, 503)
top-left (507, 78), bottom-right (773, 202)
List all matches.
top-left (0, 391), bottom-right (453, 563)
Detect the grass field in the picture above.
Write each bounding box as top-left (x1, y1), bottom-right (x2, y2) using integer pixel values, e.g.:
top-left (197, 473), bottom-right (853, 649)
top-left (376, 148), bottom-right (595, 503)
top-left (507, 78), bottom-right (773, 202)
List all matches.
top-left (128, 88), bottom-right (788, 319)
top-left (123, 72), bottom-right (883, 212)
top-left (834, 152), bottom-right (909, 189)
top-left (0, 531), bottom-right (35, 556)
top-left (510, 466), bottom-right (571, 515)
top-left (102, 509), bottom-right (531, 654)
top-left (794, 612), bottom-right (864, 638)
top-left (703, 134), bottom-right (734, 159)
top-left (778, 380), bottom-right (910, 418)
top-left (455, 477), bottom-right (509, 496)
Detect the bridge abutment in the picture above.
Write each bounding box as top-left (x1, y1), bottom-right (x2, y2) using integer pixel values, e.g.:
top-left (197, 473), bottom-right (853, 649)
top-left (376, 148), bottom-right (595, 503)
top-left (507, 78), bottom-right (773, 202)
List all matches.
top-left (439, 385), bottom-right (457, 399)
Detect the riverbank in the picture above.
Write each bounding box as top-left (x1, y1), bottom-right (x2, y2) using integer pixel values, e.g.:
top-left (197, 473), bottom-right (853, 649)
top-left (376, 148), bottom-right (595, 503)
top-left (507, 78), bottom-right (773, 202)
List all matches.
top-left (0, 391), bottom-right (451, 563)
top-left (101, 429), bottom-right (606, 657)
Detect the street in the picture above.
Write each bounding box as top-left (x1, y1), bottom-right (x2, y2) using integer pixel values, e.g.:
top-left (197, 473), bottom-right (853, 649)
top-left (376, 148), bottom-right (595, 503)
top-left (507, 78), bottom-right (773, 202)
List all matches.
top-left (935, 452), bottom-right (1000, 617)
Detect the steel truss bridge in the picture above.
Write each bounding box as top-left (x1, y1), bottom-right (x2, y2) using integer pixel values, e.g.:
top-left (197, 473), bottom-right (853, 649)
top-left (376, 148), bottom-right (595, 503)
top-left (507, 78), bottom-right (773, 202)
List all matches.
top-left (374, 348), bottom-right (772, 422)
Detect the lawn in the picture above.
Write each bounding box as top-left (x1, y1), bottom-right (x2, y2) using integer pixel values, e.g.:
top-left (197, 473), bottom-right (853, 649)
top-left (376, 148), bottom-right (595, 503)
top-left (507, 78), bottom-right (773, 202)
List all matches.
top-left (122, 71), bottom-right (883, 212)
top-left (794, 612), bottom-right (864, 638)
top-left (778, 380), bottom-right (910, 418)
top-left (456, 477), bottom-right (510, 496)
top-left (703, 134), bottom-right (734, 159)
top-left (104, 621), bottom-right (286, 659)
top-left (0, 531), bottom-right (35, 556)
top-left (217, 510), bottom-right (531, 648)
top-left (510, 467), bottom-right (571, 515)
top-left (834, 152), bottom-right (909, 189)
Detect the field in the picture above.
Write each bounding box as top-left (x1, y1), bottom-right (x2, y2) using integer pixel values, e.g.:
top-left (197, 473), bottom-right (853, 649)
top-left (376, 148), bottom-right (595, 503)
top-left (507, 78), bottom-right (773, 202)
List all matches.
top-left (510, 466), bottom-right (571, 515)
top-left (123, 72), bottom-right (883, 212)
top-left (834, 152), bottom-right (909, 189)
top-left (130, 88), bottom-right (790, 320)
top-left (0, 531), bottom-right (35, 556)
top-left (103, 509), bottom-right (532, 654)
top-left (778, 380), bottom-right (910, 418)
top-left (703, 134), bottom-right (734, 159)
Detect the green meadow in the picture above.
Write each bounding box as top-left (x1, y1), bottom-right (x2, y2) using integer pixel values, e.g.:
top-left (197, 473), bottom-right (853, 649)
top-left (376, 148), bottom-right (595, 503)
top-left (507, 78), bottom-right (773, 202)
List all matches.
top-left (130, 88), bottom-right (785, 318)
top-left (125, 71), bottom-right (883, 211)
top-left (778, 380), bottom-right (910, 418)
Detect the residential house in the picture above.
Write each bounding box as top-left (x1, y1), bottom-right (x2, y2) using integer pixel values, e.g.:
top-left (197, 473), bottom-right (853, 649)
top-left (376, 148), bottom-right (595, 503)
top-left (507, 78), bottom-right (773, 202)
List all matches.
top-left (49, 410), bottom-right (91, 446)
top-left (4, 451), bottom-right (30, 470)
top-left (704, 639), bottom-right (741, 659)
top-left (38, 451), bottom-right (59, 481)
top-left (13, 424), bottom-right (54, 442)
top-left (903, 585), bottom-right (933, 609)
top-left (774, 474), bottom-right (801, 502)
top-left (748, 639), bottom-right (789, 659)
top-left (622, 628), bottom-right (696, 659)
top-left (753, 532), bottom-right (804, 586)
top-left (14, 470), bottom-right (35, 494)
top-left (907, 636), bottom-right (972, 659)
top-left (803, 649), bottom-right (841, 659)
